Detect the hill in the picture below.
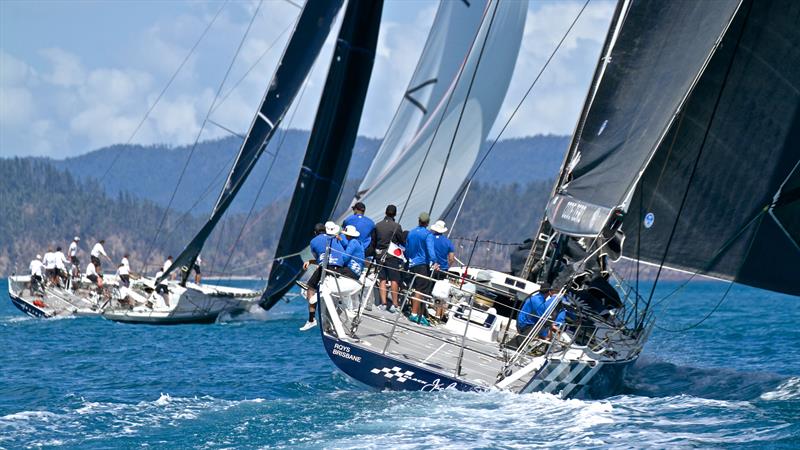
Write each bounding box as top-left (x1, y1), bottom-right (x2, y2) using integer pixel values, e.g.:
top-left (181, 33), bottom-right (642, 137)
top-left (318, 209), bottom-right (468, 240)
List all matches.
top-left (50, 132), bottom-right (568, 214)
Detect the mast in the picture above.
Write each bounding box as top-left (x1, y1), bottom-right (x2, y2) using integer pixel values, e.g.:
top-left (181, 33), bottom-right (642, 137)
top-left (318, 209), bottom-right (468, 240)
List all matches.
top-left (260, 0), bottom-right (384, 310)
top-left (159, 0), bottom-right (345, 285)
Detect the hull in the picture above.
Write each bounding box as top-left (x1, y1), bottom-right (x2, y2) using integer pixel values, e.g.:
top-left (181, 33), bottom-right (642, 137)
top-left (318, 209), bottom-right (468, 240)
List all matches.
top-left (316, 266), bottom-right (648, 399)
top-left (322, 333), bottom-right (479, 392)
top-left (8, 291), bottom-right (51, 319)
top-left (322, 331), bottom-right (637, 398)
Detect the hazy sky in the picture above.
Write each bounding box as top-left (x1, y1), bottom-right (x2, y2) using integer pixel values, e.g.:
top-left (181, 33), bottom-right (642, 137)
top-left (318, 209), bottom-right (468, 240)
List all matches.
top-left (0, 0), bottom-right (614, 159)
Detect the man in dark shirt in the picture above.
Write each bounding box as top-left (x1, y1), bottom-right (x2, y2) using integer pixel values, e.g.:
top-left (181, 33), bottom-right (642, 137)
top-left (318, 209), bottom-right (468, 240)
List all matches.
top-left (370, 204), bottom-right (404, 312)
top-left (342, 202), bottom-right (375, 253)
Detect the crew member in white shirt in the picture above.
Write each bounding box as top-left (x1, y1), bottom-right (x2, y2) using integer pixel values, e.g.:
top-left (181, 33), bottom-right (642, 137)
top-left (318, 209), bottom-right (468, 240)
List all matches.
top-left (162, 256), bottom-right (174, 280)
top-left (91, 240), bottom-right (108, 270)
top-left (86, 261), bottom-right (102, 289)
top-left (42, 247), bottom-right (57, 285)
top-left (68, 236), bottom-right (81, 278)
top-left (116, 262), bottom-right (131, 303)
top-left (29, 254), bottom-right (44, 294)
top-left (54, 246), bottom-right (69, 287)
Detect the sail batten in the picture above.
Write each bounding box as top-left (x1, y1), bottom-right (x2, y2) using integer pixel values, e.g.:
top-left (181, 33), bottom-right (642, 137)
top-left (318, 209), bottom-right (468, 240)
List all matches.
top-left (160, 0), bottom-right (345, 283)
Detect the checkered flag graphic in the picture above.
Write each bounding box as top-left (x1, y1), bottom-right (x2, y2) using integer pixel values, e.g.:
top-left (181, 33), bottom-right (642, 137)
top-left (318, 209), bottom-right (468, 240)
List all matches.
top-left (370, 366), bottom-right (414, 383)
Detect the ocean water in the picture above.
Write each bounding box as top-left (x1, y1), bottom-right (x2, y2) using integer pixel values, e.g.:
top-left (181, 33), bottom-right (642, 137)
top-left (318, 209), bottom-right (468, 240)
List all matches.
top-left (1, 279), bottom-right (798, 449)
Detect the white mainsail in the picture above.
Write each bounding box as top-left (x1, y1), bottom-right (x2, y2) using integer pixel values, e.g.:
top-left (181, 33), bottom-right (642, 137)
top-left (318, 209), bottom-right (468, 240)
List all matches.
top-left (347, 0), bottom-right (527, 229)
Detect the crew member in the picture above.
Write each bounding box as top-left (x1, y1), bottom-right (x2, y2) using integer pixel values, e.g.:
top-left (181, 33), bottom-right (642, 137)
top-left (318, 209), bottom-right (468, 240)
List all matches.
top-left (162, 256), bottom-right (173, 279)
top-left (405, 212), bottom-right (437, 326)
top-left (342, 202), bottom-right (375, 253)
top-left (29, 254), bottom-right (44, 294)
top-left (42, 247), bottom-right (57, 285)
top-left (341, 225), bottom-right (365, 279)
top-left (430, 220), bottom-right (456, 319)
top-left (68, 236), bottom-right (81, 278)
top-left (300, 222), bottom-right (345, 331)
top-left (86, 260), bottom-right (103, 290)
top-left (193, 255), bottom-right (203, 284)
top-left (91, 240), bottom-right (108, 271)
top-left (54, 246), bottom-right (69, 288)
top-left (516, 285), bottom-right (565, 340)
top-left (370, 204), bottom-right (404, 313)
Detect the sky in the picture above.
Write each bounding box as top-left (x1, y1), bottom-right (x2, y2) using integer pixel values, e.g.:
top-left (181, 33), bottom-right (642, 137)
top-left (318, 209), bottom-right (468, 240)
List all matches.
top-left (0, 0), bottom-right (615, 159)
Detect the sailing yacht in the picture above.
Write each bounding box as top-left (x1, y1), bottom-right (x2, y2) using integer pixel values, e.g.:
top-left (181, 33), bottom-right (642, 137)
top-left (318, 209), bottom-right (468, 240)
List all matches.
top-left (316, 0), bottom-right (800, 398)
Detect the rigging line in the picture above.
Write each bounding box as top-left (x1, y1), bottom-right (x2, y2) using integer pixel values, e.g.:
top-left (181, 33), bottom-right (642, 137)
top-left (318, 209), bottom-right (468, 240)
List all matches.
top-left (641, 0), bottom-right (753, 320)
top-left (99, 0), bottom-right (229, 184)
top-left (219, 69), bottom-right (314, 279)
top-left (143, 0), bottom-right (265, 273)
top-left (655, 211), bottom-right (765, 333)
top-left (211, 22), bottom-right (294, 116)
top-left (397, 0), bottom-right (496, 224)
top-left (441, 0), bottom-right (590, 220)
top-left (428, 0), bottom-right (500, 216)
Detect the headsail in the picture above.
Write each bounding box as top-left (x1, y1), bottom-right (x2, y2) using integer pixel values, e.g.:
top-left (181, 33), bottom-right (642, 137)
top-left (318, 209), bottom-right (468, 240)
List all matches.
top-left (545, 0), bottom-right (742, 237)
top-left (357, 0), bottom-right (489, 195)
top-left (622, 0), bottom-right (800, 296)
top-left (260, 0), bottom-right (384, 309)
top-left (161, 0), bottom-right (345, 284)
top-left (348, 0), bottom-right (527, 230)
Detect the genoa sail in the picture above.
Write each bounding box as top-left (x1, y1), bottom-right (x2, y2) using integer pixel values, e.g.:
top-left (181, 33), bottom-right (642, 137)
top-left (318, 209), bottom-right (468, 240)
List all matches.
top-left (260, 0), bottom-right (384, 310)
top-left (545, 0), bottom-right (742, 237)
top-left (622, 0), bottom-right (800, 296)
top-left (161, 0), bottom-right (345, 284)
top-left (346, 0), bottom-right (527, 230)
top-left (356, 0), bottom-right (489, 196)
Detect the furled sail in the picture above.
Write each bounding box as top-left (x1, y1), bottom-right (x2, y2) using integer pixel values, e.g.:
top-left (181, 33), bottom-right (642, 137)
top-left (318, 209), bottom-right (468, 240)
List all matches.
top-left (160, 0), bottom-right (345, 284)
top-left (622, 0), bottom-right (800, 296)
top-left (545, 0), bottom-right (742, 237)
top-left (348, 0), bottom-right (527, 230)
top-left (356, 0), bottom-right (489, 195)
top-left (260, 0), bottom-right (384, 310)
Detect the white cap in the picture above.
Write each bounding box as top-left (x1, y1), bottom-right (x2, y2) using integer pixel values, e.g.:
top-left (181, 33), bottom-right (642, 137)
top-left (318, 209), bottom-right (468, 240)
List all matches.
top-left (36, 254), bottom-right (42, 260)
top-left (74, 236), bottom-right (80, 241)
top-left (342, 225), bottom-right (360, 238)
top-left (324, 221), bottom-right (340, 236)
top-left (430, 220), bottom-right (448, 234)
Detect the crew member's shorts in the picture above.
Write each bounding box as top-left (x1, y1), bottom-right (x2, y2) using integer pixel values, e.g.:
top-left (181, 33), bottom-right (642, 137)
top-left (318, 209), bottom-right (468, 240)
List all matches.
top-left (192, 263), bottom-right (201, 275)
top-left (90, 255), bottom-right (101, 267)
top-left (409, 264), bottom-right (432, 294)
top-left (45, 268), bottom-right (57, 279)
top-left (120, 274), bottom-right (130, 288)
top-left (87, 274), bottom-right (99, 284)
top-left (378, 255), bottom-right (403, 283)
top-left (70, 256), bottom-right (79, 267)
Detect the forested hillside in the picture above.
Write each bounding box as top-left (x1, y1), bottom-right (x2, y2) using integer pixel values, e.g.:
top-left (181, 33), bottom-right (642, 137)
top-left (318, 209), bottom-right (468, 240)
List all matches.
top-left (51, 132), bottom-right (567, 214)
top-left (2, 134), bottom-right (567, 276)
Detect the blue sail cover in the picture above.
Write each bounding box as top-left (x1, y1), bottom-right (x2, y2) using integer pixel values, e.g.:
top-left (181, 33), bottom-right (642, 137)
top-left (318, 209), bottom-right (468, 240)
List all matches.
top-left (260, 0), bottom-right (384, 310)
top-left (546, 0), bottom-right (742, 237)
top-left (161, 0), bottom-right (344, 283)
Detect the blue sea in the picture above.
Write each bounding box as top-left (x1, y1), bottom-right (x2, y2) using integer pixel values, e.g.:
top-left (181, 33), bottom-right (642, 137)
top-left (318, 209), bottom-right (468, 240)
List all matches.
top-left (1, 278), bottom-right (798, 449)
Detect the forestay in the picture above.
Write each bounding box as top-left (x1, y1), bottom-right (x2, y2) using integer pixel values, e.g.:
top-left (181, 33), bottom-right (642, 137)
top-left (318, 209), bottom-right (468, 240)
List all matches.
top-left (546, 0), bottom-right (742, 237)
top-left (161, 0), bottom-right (345, 284)
top-left (348, 0), bottom-right (527, 230)
top-left (622, 0), bottom-right (800, 296)
top-left (260, 0), bottom-right (383, 310)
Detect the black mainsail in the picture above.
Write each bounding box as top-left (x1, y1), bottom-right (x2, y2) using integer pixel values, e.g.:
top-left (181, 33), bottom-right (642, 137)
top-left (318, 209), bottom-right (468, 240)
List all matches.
top-left (260, 0), bottom-right (384, 309)
top-left (540, 0), bottom-right (799, 297)
top-left (622, 0), bottom-right (800, 296)
top-left (160, 0), bottom-right (345, 284)
top-left (545, 0), bottom-right (742, 237)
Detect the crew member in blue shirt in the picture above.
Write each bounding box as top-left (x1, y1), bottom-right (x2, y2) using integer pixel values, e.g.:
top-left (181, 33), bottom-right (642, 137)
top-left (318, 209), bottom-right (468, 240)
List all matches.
top-left (342, 202), bottom-right (375, 255)
top-left (300, 222), bottom-right (345, 331)
top-left (405, 212), bottom-right (438, 326)
top-left (516, 284), bottom-right (565, 339)
top-left (341, 225), bottom-right (365, 279)
top-left (430, 220), bottom-right (455, 277)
